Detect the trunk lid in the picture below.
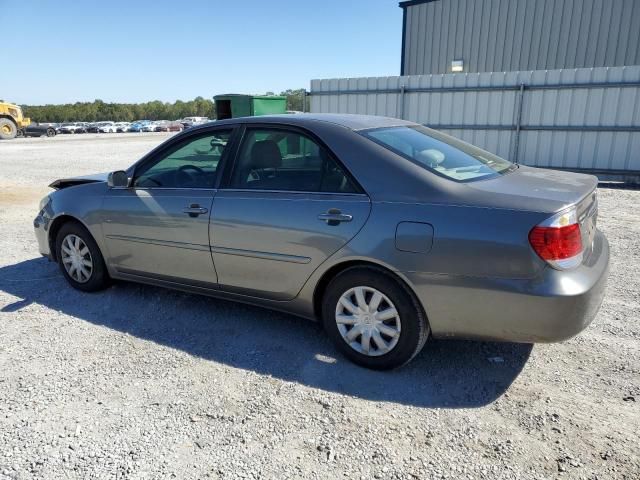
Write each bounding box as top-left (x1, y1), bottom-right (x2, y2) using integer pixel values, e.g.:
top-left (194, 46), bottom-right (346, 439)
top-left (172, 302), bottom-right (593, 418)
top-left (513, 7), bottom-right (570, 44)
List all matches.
top-left (464, 165), bottom-right (598, 214)
top-left (466, 165), bottom-right (599, 262)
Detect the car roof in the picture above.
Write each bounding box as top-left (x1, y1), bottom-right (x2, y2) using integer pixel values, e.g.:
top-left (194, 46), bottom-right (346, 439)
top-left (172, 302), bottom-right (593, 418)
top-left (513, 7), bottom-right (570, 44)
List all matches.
top-left (197, 113), bottom-right (416, 131)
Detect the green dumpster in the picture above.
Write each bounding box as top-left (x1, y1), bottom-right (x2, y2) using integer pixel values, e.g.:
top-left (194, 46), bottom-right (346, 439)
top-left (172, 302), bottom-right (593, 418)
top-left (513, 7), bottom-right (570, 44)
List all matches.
top-left (214, 94), bottom-right (287, 120)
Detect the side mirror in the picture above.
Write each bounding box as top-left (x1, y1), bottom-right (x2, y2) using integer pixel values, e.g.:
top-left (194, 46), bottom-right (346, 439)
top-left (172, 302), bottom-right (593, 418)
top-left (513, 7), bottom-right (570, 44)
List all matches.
top-left (107, 170), bottom-right (129, 188)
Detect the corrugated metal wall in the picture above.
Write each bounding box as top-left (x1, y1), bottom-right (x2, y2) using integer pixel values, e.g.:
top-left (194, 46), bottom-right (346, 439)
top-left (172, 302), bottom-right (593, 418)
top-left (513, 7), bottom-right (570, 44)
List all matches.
top-left (401, 0), bottom-right (640, 75)
top-left (309, 66), bottom-right (640, 175)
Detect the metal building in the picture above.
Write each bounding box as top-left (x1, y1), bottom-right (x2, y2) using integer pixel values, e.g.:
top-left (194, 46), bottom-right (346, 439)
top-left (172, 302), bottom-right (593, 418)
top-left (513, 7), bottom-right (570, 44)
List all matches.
top-left (309, 0), bottom-right (640, 180)
top-left (400, 0), bottom-right (640, 76)
top-left (310, 66), bottom-right (640, 180)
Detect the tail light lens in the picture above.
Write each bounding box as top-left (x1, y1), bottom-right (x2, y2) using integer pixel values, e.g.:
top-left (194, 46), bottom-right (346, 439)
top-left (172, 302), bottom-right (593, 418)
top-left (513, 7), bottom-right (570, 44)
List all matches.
top-left (529, 207), bottom-right (583, 270)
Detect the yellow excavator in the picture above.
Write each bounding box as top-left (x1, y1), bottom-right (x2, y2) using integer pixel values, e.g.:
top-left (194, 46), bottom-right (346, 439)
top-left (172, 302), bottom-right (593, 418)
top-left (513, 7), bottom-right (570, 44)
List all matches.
top-left (0, 101), bottom-right (30, 139)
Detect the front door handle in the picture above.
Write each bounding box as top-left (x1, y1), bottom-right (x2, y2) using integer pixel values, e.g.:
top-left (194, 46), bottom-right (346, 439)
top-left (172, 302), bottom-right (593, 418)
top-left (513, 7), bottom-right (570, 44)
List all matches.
top-left (183, 204), bottom-right (208, 217)
top-left (318, 209), bottom-right (353, 226)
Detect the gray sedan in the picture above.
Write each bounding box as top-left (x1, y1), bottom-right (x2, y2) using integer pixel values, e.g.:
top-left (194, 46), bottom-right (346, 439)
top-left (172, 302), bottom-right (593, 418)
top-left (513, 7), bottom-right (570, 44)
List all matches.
top-left (34, 114), bottom-right (609, 369)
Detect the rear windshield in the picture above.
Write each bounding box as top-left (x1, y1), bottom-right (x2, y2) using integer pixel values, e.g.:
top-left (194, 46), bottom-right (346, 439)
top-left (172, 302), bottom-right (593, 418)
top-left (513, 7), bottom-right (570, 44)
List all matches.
top-left (362, 125), bottom-right (515, 182)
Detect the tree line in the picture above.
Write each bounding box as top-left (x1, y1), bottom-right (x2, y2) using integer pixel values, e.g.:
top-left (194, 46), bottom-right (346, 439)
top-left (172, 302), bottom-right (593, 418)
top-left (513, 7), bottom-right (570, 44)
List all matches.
top-left (22, 97), bottom-right (215, 123)
top-left (22, 89), bottom-right (308, 123)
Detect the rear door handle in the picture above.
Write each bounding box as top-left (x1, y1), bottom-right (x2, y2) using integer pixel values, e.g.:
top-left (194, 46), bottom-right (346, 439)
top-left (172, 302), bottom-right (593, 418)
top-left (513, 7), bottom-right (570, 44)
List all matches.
top-left (183, 204), bottom-right (208, 217)
top-left (318, 209), bottom-right (353, 226)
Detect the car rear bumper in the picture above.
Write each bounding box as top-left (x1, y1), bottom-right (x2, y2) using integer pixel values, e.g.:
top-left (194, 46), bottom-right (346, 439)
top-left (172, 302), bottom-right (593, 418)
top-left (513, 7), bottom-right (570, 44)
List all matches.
top-left (405, 230), bottom-right (610, 343)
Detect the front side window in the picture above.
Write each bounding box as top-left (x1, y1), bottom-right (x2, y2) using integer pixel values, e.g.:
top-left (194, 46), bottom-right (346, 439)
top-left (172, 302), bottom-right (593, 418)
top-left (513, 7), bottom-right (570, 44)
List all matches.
top-left (134, 130), bottom-right (233, 188)
top-left (229, 128), bottom-right (358, 193)
top-left (363, 125), bottom-right (515, 182)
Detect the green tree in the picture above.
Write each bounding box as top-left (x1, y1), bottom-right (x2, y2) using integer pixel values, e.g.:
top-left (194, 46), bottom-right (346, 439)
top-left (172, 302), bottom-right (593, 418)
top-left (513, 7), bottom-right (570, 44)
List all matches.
top-left (279, 88), bottom-right (308, 112)
top-left (22, 97), bottom-right (217, 123)
top-left (21, 89), bottom-right (313, 122)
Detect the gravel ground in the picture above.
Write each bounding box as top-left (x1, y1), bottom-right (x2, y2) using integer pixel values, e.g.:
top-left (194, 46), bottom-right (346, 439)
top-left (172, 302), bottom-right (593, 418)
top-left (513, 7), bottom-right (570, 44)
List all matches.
top-left (0, 134), bottom-right (638, 479)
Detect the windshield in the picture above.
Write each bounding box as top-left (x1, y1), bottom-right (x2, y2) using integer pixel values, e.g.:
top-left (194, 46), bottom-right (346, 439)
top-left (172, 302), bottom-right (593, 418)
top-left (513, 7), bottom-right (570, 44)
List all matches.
top-left (362, 125), bottom-right (515, 182)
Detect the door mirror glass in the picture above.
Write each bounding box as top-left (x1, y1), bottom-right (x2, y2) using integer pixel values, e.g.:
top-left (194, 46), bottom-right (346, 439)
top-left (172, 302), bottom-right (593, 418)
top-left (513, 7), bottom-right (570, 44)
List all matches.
top-left (108, 170), bottom-right (129, 188)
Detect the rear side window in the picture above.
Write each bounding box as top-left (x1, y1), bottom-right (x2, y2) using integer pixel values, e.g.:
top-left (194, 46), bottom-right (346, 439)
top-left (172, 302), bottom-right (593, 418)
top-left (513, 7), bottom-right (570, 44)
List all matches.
top-left (229, 128), bottom-right (358, 193)
top-left (363, 125), bottom-right (515, 182)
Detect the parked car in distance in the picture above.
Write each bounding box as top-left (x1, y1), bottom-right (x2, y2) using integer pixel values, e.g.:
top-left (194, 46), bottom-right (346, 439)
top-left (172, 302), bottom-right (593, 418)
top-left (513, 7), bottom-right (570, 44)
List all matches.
top-left (98, 122), bottom-right (117, 133)
top-left (33, 114), bottom-right (609, 370)
top-left (57, 123), bottom-right (81, 134)
top-left (180, 116), bottom-right (209, 129)
top-left (74, 123), bottom-right (88, 134)
top-left (164, 121), bottom-right (184, 132)
top-left (142, 121), bottom-right (161, 132)
top-left (129, 120), bottom-right (151, 132)
top-left (19, 122), bottom-right (57, 138)
top-left (86, 122), bottom-right (115, 133)
top-left (150, 120), bottom-right (183, 132)
top-left (115, 122), bottom-right (131, 133)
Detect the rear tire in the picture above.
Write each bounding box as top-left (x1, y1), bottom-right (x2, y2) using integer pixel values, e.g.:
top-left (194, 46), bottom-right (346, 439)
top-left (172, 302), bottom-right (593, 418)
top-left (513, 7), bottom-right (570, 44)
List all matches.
top-left (322, 266), bottom-right (429, 370)
top-left (55, 222), bottom-right (110, 292)
top-left (0, 118), bottom-right (17, 139)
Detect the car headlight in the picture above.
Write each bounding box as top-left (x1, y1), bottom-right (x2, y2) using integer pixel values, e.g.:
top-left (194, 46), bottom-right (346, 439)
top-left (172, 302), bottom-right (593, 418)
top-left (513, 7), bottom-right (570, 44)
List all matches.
top-left (39, 195), bottom-right (51, 210)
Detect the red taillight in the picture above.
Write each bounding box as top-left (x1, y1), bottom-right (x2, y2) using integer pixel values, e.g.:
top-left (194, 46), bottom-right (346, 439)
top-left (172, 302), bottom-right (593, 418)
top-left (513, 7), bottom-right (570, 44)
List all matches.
top-left (529, 223), bottom-right (582, 262)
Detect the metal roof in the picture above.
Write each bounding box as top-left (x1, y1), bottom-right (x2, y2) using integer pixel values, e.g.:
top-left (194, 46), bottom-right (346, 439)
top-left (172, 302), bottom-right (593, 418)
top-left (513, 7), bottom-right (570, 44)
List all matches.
top-left (398, 0), bottom-right (439, 8)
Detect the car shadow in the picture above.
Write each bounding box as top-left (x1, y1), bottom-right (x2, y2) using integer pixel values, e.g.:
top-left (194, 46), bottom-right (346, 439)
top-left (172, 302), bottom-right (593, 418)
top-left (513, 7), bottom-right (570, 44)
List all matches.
top-left (0, 257), bottom-right (532, 408)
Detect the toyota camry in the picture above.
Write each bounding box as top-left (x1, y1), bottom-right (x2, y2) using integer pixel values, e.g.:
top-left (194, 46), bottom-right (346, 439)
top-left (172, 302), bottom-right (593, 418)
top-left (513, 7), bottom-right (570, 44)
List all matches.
top-left (33, 114), bottom-right (609, 369)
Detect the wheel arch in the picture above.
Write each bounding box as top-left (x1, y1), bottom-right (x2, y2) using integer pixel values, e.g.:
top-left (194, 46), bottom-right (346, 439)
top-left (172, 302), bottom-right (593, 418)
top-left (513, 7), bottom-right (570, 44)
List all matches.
top-left (0, 114), bottom-right (18, 126)
top-left (311, 259), bottom-right (425, 321)
top-left (48, 214), bottom-right (93, 261)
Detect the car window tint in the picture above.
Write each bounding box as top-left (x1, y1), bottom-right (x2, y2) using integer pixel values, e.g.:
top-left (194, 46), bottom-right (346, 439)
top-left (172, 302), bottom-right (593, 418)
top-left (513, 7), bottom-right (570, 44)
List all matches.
top-left (229, 128), bottom-right (357, 193)
top-left (363, 125), bottom-right (515, 182)
top-left (134, 130), bottom-right (233, 188)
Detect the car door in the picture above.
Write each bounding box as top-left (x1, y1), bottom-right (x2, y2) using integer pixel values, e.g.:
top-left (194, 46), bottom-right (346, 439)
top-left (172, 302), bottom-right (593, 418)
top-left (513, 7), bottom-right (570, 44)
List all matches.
top-left (101, 127), bottom-right (236, 286)
top-left (211, 125), bottom-right (371, 300)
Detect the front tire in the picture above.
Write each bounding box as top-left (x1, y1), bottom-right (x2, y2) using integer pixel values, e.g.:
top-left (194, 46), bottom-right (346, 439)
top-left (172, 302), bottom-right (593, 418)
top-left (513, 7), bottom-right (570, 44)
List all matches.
top-left (47, 128), bottom-right (56, 137)
top-left (55, 222), bottom-right (110, 292)
top-left (0, 118), bottom-right (18, 139)
top-left (322, 266), bottom-right (429, 370)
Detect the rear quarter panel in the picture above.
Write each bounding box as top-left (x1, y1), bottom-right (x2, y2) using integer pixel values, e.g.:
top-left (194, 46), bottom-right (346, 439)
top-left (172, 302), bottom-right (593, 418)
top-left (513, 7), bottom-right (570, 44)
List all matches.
top-left (346, 201), bottom-right (548, 279)
top-left (293, 199), bottom-right (551, 323)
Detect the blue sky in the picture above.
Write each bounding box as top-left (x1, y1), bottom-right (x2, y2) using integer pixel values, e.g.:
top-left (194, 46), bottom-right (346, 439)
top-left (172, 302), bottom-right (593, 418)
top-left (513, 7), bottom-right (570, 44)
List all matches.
top-left (2, 0), bottom-right (402, 105)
